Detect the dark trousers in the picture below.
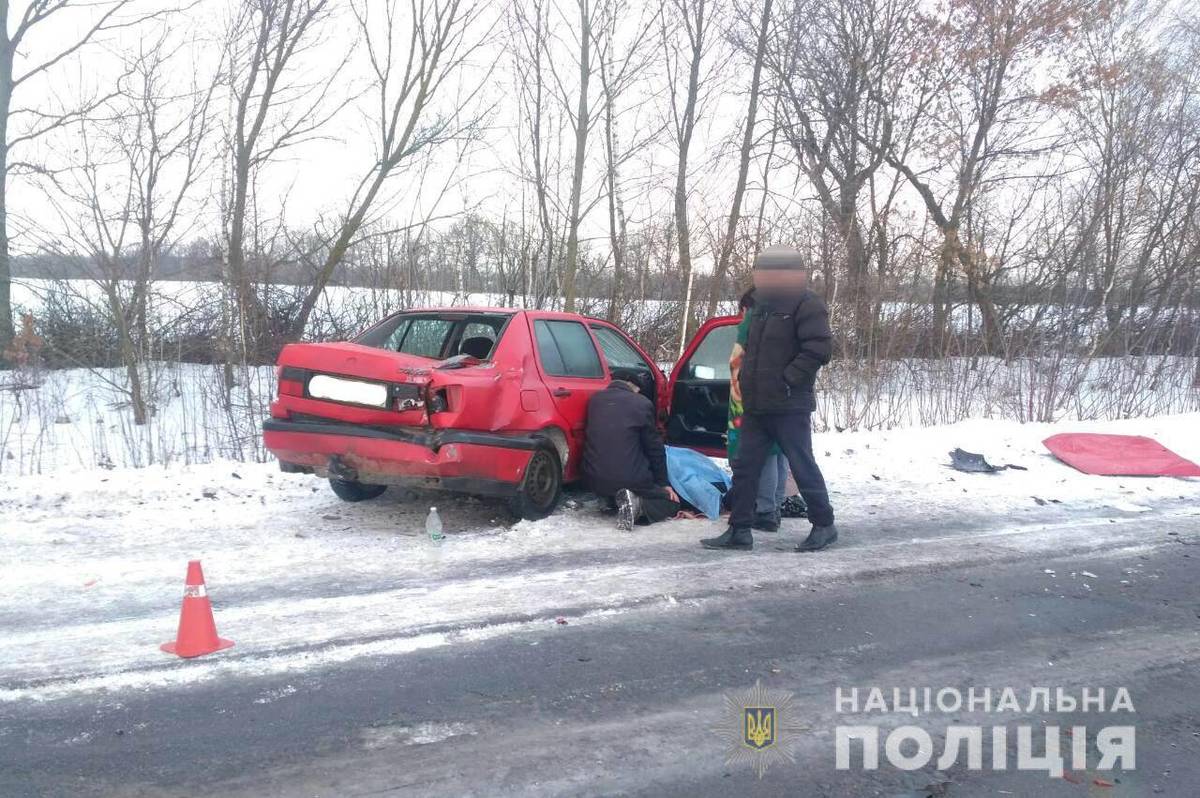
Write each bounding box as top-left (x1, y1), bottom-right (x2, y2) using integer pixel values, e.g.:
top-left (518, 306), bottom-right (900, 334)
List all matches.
top-left (730, 412), bottom-right (834, 528)
top-left (603, 486), bottom-right (679, 524)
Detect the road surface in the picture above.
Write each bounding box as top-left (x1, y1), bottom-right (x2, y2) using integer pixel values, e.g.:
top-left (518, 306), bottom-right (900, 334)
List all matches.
top-left (4, 478), bottom-right (1199, 797)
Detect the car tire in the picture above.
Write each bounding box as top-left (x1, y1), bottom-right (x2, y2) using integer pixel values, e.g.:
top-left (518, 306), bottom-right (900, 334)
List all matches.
top-left (328, 478), bottom-right (388, 502)
top-left (508, 445), bottom-right (562, 521)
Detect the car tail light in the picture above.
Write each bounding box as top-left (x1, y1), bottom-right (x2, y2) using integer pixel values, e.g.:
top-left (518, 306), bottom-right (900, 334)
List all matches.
top-left (276, 365), bottom-right (306, 398)
top-left (426, 384), bottom-right (449, 413)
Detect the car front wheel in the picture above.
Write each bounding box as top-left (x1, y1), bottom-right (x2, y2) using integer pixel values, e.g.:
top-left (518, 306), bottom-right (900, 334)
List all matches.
top-left (508, 445), bottom-right (562, 521)
top-left (329, 478), bottom-right (388, 502)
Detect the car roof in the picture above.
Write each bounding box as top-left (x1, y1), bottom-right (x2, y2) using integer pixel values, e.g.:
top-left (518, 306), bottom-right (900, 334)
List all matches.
top-left (397, 307), bottom-right (518, 315)
top-left (394, 306), bottom-right (593, 321)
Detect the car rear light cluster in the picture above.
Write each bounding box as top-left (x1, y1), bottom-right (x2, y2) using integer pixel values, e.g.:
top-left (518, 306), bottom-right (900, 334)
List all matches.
top-left (426, 384), bottom-right (450, 414)
top-left (276, 366), bottom-right (307, 398)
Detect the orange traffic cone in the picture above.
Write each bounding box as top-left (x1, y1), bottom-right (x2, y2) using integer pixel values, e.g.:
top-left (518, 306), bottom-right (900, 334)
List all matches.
top-left (161, 560), bottom-right (234, 658)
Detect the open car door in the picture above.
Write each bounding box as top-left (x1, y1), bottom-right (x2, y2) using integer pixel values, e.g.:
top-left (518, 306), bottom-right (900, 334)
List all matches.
top-left (664, 316), bottom-right (740, 457)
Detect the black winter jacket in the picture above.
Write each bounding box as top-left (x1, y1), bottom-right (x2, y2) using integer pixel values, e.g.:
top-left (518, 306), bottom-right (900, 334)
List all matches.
top-left (582, 382), bottom-right (669, 497)
top-left (739, 289), bottom-right (832, 414)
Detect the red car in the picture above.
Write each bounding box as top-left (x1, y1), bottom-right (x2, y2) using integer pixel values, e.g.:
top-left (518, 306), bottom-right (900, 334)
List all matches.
top-left (263, 308), bottom-right (739, 519)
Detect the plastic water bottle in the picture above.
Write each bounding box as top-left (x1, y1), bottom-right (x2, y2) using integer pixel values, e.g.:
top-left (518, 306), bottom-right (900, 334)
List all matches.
top-left (426, 507), bottom-right (444, 542)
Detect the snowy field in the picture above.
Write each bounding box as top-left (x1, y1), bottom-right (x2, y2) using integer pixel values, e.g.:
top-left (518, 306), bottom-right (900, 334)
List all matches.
top-left (2, 357), bottom-right (1198, 476)
top-left (2, 412), bottom-right (1198, 704)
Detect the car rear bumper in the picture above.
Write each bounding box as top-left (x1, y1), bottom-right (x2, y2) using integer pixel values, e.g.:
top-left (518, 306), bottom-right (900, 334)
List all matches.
top-left (262, 417), bottom-right (539, 496)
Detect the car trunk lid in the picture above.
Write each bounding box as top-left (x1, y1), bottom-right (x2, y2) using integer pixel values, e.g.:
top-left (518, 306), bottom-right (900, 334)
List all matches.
top-left (276, 341), bottom-right (434, 421)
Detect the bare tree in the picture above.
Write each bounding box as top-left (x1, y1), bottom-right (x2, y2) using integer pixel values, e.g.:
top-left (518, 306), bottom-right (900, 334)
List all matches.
top-left (705, 0), bottom-right (771, 319)
top-left (869, 0), bottom-right (1096, 354)
top-left (507, 0), bottom-right (566, 308)
top-left (284, 0), bottom-right (490, 338)
top-left (595, 0), bottom-right (660, 321)
top-left (0, 0), bottom-right (167, 362)
top-left (43, 35), bottom-right (211, 426)
top-left (560, 0), bottom-right (598, 312)
top-left (660, 0), bottom-right (714, 342)
top-left (222, 0), bottom-right (346, 357)
top-left (763, 0), bottom-right (906, 356)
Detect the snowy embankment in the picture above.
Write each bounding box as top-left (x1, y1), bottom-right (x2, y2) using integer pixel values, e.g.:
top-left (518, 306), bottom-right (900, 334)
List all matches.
top-left (2, 413), bottom-right (1198, 704)
top-left (3, 357), bottom-right (1198, 477)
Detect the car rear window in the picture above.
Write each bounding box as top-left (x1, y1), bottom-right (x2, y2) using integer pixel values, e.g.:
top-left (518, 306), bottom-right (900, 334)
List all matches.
top-left (535, 320), bottom-right (604, 378)
top-left (356, 313), bottom-right (510, 359)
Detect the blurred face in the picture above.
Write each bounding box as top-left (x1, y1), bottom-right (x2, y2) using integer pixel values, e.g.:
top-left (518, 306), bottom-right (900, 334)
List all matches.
top-left (753, 269), bottom-right (808, 293)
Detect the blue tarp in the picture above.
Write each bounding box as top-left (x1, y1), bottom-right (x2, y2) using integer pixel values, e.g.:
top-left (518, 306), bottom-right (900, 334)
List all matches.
top-left (666, 446), bottom-right (731, 520)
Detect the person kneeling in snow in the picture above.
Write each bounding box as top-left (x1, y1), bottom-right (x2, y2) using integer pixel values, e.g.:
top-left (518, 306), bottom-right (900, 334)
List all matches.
top-left (583, 377), bottom-right (681, 530)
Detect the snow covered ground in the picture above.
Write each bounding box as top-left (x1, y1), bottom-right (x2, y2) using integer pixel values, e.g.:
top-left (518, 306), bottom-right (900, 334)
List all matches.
top-left (3, 412), bottom-right (1198, 705)
top-left (3, 357), bottom-right (1197, 477)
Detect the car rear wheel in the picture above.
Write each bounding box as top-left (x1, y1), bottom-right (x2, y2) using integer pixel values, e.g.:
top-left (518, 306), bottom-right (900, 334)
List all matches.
top-left (329, 478), bottom-right (388, 502)
top-left (508, 445), bottom-right (562, 521)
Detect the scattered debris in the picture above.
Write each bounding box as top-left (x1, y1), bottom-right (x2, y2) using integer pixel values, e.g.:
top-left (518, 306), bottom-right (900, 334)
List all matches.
top-left (949, 448), bottom-right (1028, 473)
top-left (1081, 571), bottom-right (1098, 579)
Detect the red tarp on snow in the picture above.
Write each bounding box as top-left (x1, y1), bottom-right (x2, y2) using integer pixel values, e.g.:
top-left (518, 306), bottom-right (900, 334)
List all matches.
top-left (1043, 433), bottom-right (1200, 477)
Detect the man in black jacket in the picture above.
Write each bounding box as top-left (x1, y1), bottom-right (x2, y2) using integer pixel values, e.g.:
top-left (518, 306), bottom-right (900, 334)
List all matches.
top-left (702, 245), bottom-right (838, 552)
top-left (583, 380), bottom-right (680, 530)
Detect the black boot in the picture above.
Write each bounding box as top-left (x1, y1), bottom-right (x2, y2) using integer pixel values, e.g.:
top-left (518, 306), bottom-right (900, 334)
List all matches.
top-left (752, 512), bottom-right (780, 532)
top-left (701, 527), bottom-right (754, 551)
top-left (796, 524), bottom-right (838, 552)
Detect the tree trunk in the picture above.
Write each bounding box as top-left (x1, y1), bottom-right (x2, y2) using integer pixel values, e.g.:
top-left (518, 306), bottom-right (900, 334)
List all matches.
top-left (0, 35), bottom-right (14, 361)
top-left (562, 0), bottom-right (591, 313)
top-left (105, 283), bottom-right (149, 425)
top-left (226, 148), bottom-right (270, 359)
top-left (705, 0), bottom-right (771, 320)
top-left (932, 231), bottom-right (955, 355)
top-left (673, 0), bottom-right (704, 343)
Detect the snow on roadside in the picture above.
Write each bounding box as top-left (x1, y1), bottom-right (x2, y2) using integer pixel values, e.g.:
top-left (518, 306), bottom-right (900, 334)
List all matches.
top-left (3, 357), bottom-right (1198, 477)
top-left (1, 413), bottom-right (1198, 703)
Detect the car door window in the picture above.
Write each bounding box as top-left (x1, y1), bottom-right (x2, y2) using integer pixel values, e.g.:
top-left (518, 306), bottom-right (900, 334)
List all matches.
top-left (681, 324), bottom-right (737, 380)
top-left (534, 320), bottom-right (604, 378)
top-left (590, 325), bottom-right (652, 371)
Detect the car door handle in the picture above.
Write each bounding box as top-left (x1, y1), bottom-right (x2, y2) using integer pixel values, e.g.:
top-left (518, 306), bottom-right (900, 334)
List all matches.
top-left (553, 388), bottom-right (572, 397)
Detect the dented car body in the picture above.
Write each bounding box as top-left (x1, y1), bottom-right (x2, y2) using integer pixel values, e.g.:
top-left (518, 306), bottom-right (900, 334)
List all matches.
top-left (263, 307), bottom-right (740, 518)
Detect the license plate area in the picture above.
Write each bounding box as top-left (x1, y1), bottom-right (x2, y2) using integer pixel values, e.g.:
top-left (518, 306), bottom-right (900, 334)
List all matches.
top-left (307, 374), bottom-right (390, 408)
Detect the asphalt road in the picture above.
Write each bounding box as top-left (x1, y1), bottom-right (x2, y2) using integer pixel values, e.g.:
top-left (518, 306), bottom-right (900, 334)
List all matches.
top-left (4, 502), bottom-right (1200, 798)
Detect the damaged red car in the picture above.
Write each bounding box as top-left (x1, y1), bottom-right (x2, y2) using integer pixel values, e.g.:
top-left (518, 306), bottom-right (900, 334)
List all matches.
top-left (263, 308), bottom-right (739, 519)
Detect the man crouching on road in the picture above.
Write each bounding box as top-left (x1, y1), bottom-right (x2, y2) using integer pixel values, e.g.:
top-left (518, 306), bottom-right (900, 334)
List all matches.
top-left (583, 377), bottom-right (681, 530)
top-left (701, 245), bottom-right (838, 552)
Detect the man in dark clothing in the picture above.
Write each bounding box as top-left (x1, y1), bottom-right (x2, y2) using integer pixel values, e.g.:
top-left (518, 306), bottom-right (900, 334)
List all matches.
top-left (701, 245), bottom-right (838, 552)
top-left (583, 380), bottom-right (681, 530)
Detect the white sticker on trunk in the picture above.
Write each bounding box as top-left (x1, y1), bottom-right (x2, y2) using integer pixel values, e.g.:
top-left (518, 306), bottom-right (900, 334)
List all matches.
top-left (308, 375), bottom-right (389, 408)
